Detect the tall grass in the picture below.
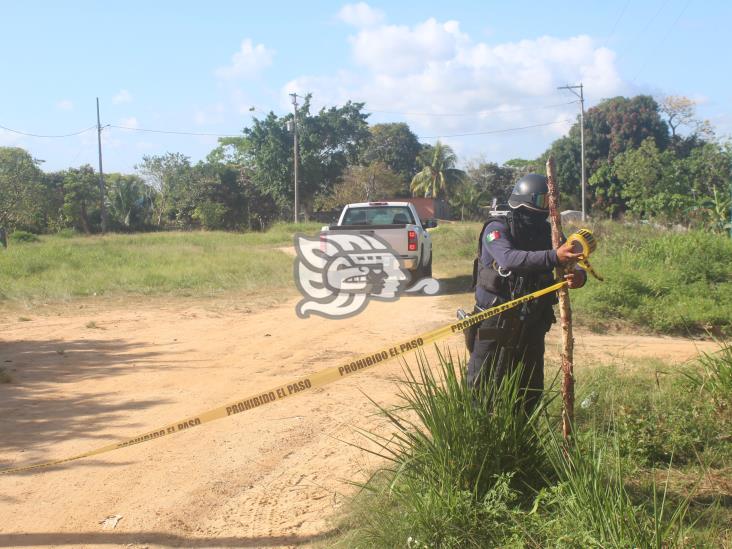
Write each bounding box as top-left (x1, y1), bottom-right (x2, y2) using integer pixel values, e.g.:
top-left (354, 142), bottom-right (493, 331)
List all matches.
top-left (683, 340), bottom-right (732, 408)
top-left (336, 351), bottom-right (551, 548)
top-left (430, 220), bottom-right (732, 335)
top-left (332, 352), bottom-right (702, 548)
top-left (540, 426), bottom-right (691, 548)
top-left (0, 222), bottom-right (320, 304)
top-left (570, 221), bottom-right (732, 335)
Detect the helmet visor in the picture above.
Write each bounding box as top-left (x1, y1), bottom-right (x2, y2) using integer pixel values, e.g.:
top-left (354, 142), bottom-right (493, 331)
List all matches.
top-left (512, 192), bottom-right (548, 210)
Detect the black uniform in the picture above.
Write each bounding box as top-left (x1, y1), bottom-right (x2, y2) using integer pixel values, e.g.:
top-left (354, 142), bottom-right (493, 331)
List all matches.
top-left (466, 209), bottom-right (559, 411)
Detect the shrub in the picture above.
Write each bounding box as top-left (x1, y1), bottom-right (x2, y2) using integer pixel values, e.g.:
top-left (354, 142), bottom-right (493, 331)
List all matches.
top-left (9, 230), bottom-right (40, 244)
top-left (192, 201), bottom-right (227, 230)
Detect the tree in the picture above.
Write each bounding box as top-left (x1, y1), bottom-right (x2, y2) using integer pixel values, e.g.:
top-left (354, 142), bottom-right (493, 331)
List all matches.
top-left (318, 162), bottom-right (403, 210)
top-left (361, 123), bottom-right (421, 187)
top-left (544, 95), bottom-right (670, 216)
top-left (659, 95), bottom-right (713, 140)
top-left (449, 180), bottom-right (484, 221)
top-left (614, 138), bottom-right (692, 222)
top-left (106, 173), bottom-right (155, 230)
top-left (244, 96), bottom-right (370, 217)
top-left (0, 147), bottom-right (45, 231)
top-left (410, 141), bottom-right (466, 199)
top-left (504, 158), bottom-right (542, 176)
top-left (136, 153), bottom-right (193, 226)
top-left (465, 159), bottom-right (516, 205)
top-left (62, 165), bottom-right (99, 233)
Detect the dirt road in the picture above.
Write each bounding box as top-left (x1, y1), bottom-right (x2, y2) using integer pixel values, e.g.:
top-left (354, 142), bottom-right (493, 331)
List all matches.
top-left (0, 289), bottom-right (717, 548)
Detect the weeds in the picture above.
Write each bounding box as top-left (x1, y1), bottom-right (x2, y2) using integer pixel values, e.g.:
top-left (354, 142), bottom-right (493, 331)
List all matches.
top-left (332, 350), bottom-right (727, 548)
top-left (684, 340), bottom-right (732, 409)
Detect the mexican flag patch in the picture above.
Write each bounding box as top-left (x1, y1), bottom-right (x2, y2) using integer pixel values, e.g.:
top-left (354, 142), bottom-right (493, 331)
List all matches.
top-left (486, 230), bottom-right (500, 242)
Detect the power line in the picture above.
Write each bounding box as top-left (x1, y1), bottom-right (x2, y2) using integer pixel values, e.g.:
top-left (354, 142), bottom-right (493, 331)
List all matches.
top-left (366, 100), bottom-right (578, 117)
top-left (0, 123), bottom-right (97, 138)
top-left (632, 0), bottom-right (691, 82)
top-left (614, 0), bottom-right (671, 66)
top-left (418, 119), bottom-right (573, 139)
top-left (108, 125), bottom-right (242, 137)
top-left (603, 0), bottom-right (631, 48)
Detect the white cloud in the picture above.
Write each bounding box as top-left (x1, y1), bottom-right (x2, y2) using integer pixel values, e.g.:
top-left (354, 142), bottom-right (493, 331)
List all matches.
top-left (112, 89), bottom-right (133, 104)
top-left (337, 2), bottom-right (384, 27)
top-left (56, 99), bottom-right (74, 111)
top-left (284, 15), bottom-right (627, 161)
top-left (215, 39), bottom-right (274, 79)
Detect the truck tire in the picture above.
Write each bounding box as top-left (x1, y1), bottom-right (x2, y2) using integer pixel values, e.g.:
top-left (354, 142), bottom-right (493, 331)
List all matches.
top-left (424, 253), bottom-right (433, 278)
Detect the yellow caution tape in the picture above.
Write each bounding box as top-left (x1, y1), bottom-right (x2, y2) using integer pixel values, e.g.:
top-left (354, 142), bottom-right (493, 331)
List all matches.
top-left (0, 280), bottom-right (567, 475)
top-left (567, 229), bottom-right (603, 281)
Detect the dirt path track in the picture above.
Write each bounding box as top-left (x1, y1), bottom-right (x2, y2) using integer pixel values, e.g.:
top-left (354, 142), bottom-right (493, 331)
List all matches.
top-left (0, 292), bottom-right (716, 548)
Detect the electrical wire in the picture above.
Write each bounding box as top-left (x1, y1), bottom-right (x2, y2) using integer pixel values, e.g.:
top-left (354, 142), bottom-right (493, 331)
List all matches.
top-left (632, 0), bottom-right (692, 82)
top-left (603, 0), bottom-right (632, 49)
top-left (108, 125), bottom-right (242, 137)
top-left (418, 119), bottom-right (573, 139)
top-left (0, 124), bottom-right (97, 138)
top-left (614, 0), bottom-right (671, 66)
top-left (301, 98), bottom-right (576, 118)
top-left (3, 104), bottom-right (576, 143)
top-left (365, 100), bottom-right (578, 117)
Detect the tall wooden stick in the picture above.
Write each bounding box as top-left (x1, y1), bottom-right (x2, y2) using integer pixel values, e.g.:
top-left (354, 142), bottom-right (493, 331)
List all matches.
top-left (546, 156), bottom-right (575, 441)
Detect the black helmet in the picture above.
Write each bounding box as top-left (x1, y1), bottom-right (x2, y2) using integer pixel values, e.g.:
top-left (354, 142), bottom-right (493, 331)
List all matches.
top-left (508, 173), bottom-right (549, 212)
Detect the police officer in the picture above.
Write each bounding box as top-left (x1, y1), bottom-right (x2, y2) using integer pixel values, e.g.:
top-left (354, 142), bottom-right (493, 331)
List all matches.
top-left (466, 173), bottom-right (585, 411)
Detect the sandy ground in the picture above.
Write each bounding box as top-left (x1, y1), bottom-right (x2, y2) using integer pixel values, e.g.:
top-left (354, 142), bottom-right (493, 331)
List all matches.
top-left (0, 288), bottom-right (719, 549)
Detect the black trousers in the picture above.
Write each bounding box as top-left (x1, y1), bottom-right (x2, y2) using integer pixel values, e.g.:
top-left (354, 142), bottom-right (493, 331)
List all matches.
top-left (466, 312), bottom-right (546, 412)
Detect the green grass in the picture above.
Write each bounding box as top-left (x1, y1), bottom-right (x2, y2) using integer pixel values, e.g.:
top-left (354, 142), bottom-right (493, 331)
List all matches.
top-left (3, 220), bottom-right (731, 337)
top-left (0, 222), bottom-right (321, 304)
top-left (328, 347), bottom-right (732, 548)
top-left (431, 220), bottom-right (732, 336)
top-left (571, 221), bottom-right (732, 336)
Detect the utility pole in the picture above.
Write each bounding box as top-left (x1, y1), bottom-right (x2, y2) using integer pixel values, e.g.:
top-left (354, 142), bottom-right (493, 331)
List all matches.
top-left (558, 83), bottom-right (586, 222)
top-left (96, 97), bottom-right (108, 233)
top-left (290, 92), bottom-right (300, 224)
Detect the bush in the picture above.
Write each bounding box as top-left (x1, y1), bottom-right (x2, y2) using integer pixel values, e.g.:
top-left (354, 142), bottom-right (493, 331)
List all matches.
top-left (9, 230), bottom-right (40, 244)
top-left (192, 201), bottom-right (227, 230)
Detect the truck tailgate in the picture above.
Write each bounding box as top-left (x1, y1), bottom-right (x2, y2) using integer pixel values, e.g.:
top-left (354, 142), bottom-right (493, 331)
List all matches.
top-left (325, 224), bottom-right (411, 254)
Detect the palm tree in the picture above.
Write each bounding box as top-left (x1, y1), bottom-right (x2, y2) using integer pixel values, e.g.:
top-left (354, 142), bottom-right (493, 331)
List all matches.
top-left (410, 141), bottom-right (466, 199)
top-left (450, 180), bottom-right (484, 221)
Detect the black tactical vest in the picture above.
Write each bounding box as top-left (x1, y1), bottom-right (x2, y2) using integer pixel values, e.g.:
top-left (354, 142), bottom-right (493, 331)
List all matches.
top-left (472, 211), bottom-right (555, 299)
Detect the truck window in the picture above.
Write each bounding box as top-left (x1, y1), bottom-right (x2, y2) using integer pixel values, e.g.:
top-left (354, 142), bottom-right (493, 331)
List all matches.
top-left (341, 206), bottom-right (416, 226)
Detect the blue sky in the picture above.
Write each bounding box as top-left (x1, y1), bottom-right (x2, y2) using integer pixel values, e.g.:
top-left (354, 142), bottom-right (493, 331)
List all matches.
top-left (1, 0), bottom-right (729, 174)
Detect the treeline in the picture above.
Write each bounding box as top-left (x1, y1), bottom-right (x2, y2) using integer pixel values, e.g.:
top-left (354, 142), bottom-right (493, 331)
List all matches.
top-left (1, 94), bottom-right (729, 235)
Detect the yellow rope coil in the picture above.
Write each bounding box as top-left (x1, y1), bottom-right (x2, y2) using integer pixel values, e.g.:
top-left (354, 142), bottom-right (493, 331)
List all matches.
top-left (566, 229), bottom-right (603, 281)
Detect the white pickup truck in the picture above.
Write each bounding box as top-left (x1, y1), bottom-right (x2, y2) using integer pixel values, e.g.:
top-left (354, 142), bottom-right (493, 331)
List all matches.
top-left (321, 201), bottom-right (436, 278)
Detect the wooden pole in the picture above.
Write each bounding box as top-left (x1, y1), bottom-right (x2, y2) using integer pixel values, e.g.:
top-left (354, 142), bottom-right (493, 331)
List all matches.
top-left (546, 156), bottom-right (574, 441)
